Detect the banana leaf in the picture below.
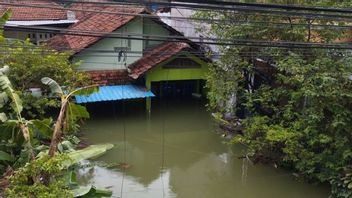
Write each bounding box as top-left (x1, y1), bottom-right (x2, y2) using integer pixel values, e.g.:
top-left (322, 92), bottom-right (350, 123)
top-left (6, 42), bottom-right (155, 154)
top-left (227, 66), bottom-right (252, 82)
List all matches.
top-left (41, 77), bottom-right (63, 96)
top-left (0, 74), bottom-right (23, 115)
top-left (30, 119), bottom-right (53, 139)
top-left (62, 144), bottom-right (114, 168)
top-left (0, 150), bottom-right (14, 162)
top-left (72, 185), bottom-right (112, 198)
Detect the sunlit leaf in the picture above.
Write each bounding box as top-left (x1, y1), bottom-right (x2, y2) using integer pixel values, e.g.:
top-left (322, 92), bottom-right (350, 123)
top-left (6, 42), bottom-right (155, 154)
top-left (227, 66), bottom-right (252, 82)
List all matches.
top-left (0, 92), bottom-right (9, 108)
top-left (0, 69), bottom-right (23, 115)
top-left (0, 112), bottom-right (7, 122)
top-left (0, 65), bottom-right (9, 75)
top-left (0, 9), bottom-right (11, 24)
top-left (41, 77), bottom-right (63, 96)
top-left (71, 86), bottom-right (99, 97)
top-left (62, 144), bottom-right (114, 168)
top-left (72, 185), bottom-right (112, 198)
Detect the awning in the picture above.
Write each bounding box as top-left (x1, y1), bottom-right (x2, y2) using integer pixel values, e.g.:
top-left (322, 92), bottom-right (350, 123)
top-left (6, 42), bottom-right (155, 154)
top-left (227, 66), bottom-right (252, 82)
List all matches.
top-left (75, 85), bottom-right (155, 104)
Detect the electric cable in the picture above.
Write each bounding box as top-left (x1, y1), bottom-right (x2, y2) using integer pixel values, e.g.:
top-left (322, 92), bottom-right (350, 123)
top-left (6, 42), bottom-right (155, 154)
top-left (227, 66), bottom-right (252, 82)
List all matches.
top-left (55, 0), bottom-right (352, 14)
top-left (3, 26), bottom-right (352, 49)
top-left (3, 1), bottom-right (352, 22)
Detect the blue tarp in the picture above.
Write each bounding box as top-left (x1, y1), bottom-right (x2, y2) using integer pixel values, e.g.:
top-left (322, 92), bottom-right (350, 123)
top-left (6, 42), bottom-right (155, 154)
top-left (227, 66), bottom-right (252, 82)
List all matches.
top-left (75, 85), bottom-right (155, 104)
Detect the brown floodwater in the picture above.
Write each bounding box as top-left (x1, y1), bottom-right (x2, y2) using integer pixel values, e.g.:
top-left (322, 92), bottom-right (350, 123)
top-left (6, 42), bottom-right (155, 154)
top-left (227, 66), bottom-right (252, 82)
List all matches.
top-left (79, 99), bottom-right (329, 198)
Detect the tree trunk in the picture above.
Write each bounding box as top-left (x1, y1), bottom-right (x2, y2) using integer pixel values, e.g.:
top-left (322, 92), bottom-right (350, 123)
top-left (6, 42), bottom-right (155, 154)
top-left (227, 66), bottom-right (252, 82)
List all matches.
top-left (48, 99), bottom-right (69, 157)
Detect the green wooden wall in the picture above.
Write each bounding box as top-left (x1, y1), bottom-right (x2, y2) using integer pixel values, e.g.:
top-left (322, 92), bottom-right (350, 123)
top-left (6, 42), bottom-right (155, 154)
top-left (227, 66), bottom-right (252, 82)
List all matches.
top-left (145, 53), bottom-right (208, 89)
top-left (75, 18), bottom-right (171, 71)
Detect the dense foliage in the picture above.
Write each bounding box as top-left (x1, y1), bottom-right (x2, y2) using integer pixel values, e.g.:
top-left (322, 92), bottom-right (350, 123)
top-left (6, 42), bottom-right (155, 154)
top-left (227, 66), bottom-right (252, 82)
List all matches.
top-left (5, 154), bottom-right (72, 198)
top-left (0, 10), bottom-right (113, 197)
top-left (196, 1), bottom-right (352, 197)
top-left (0, 39), bottom-right (91, 119)
top-left (0, 39), bottom-right (89, 91)
top-left (0, 11), bottom-right (90, 120)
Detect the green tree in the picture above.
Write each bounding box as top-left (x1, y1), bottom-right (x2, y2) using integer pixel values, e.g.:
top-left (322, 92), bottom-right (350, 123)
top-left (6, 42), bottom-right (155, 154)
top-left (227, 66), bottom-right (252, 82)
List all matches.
top-left (195, 1), bottom-right (352, 197)
top-left (0, 9), bottom-right (90, 119)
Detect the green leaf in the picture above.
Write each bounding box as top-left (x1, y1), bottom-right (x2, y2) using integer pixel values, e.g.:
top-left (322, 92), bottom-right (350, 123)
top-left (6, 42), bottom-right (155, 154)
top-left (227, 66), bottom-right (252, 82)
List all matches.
top-left (0, 71), bottom-right (23, 115)
top-left (68, 103), bottom-right (90, 120)
top-left (348, 182), bottom-right (352, 189)
top-left (71, 86), bottom-right (99, 97)
top-left (0, 9), bottom-right (11, 24)
top-left (30, 119), bottom-right (53, 139)
top-left (0, 91), bottom-right (9, 108)
top-left (69, 171), bottom-right (78, 185)
top-left (0, 112), bottom-right (7, 122)
top-left (72, 185), bottom-right (112, 198)
top-left (72, 186), bottom-right (92, 197)
top-left (62, 144), bottom-right (114, 168)
top-left (0, 150), bottom-right (14, 162)
top-left (0, 65), bottom-right (9, 75)
top-left (41, 77), bottom-right (63, 96)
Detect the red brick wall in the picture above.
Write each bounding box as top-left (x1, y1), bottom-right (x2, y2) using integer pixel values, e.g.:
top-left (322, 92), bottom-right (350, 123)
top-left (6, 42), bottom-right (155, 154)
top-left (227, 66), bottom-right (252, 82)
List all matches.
top-left (86, 69), bottom-right (133, 85)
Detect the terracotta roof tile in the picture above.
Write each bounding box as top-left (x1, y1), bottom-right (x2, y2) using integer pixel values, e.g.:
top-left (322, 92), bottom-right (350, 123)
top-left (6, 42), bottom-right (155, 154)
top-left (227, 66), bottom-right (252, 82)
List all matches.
top-left (86, 69), bottom-right (132, 85)
top-left (128, 42), bottom-right (190, 79)
top-left (0, 0), bottom-right (67, 21)
top-left (48, 3), bottom-right (146, 52)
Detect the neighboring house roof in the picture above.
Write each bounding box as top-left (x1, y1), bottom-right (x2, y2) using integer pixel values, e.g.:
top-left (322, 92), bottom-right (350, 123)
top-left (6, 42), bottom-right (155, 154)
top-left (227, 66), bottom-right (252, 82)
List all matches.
top-left (5, 20), bottom-right (77, 26)
top-left (48, 3), bottom-right (146, 52)
top-left (0, 0), bottom-right (67, 21)
top-left (158, 8), bottom-right (219, 60)
top-left (128, 42), bottom-right (190, 79)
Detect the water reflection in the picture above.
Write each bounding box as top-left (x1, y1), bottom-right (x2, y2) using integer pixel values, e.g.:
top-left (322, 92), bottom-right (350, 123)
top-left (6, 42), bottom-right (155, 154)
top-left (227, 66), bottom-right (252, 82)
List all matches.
top-left (80, 99), bottom-right (329, 198)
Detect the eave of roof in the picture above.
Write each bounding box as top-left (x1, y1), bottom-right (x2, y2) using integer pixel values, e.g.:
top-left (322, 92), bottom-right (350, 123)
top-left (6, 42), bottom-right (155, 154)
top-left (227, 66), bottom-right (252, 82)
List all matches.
top-left (0, 0), bottom-right (67, 21)
top-left (128, 42), bottom-right (190, 79)
top-left (5, 20), bottom-right (77, 26)
top-left (75, 85), bottom-right (155, 104)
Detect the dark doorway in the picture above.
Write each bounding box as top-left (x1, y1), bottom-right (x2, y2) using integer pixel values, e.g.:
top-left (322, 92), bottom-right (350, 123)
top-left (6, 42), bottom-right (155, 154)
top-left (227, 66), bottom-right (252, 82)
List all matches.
top-left (151, 80), bottom-right (204, 99)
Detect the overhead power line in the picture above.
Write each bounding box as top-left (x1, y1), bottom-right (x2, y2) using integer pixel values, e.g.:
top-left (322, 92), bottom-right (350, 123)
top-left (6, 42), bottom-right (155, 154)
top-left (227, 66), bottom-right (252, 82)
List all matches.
top-left (2, 1), bottom-right (352, 21)
top-left (158, 0), bottom-right (352, 14)
top-left (56, 0), bottom-right (352, 15)
top-left (4, 25), bottom-right (352, 50)
top-left (4, 5), bottom-right (352, 29)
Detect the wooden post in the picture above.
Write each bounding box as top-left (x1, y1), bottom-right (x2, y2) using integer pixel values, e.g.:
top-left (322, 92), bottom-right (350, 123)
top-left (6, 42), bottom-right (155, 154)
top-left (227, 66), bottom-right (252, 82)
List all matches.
top-left (146, 78), bottom-right (151, 113)
top-left (196, 80), bottom-right (200, 94)
top-left (159, 81), bottom-right (163, 98)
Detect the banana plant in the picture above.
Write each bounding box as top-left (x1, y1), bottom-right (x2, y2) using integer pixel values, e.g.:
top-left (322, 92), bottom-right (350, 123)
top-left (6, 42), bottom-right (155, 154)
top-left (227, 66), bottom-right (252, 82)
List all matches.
top-left (41, 77), bottom-right (98, 157)
top-left (0, 65), bottom-right (35, 160)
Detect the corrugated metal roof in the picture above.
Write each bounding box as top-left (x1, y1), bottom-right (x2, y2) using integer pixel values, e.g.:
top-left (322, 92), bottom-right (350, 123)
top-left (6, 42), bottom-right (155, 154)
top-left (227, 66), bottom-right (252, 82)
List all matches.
top-left (75, 85), bottom-right (155, 104)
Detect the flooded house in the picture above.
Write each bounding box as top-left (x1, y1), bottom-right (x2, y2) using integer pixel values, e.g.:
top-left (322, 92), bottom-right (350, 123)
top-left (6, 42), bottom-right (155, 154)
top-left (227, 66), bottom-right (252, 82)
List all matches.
top-left (1, 0), bottom-right (210, 110)
top-left (46, 2), bottom-right (210, 110)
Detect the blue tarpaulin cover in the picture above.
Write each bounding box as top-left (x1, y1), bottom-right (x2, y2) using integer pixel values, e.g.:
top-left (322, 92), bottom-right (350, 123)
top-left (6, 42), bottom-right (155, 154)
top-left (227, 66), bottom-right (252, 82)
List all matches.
top-left (75, 85), bottom-right (155, 104)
